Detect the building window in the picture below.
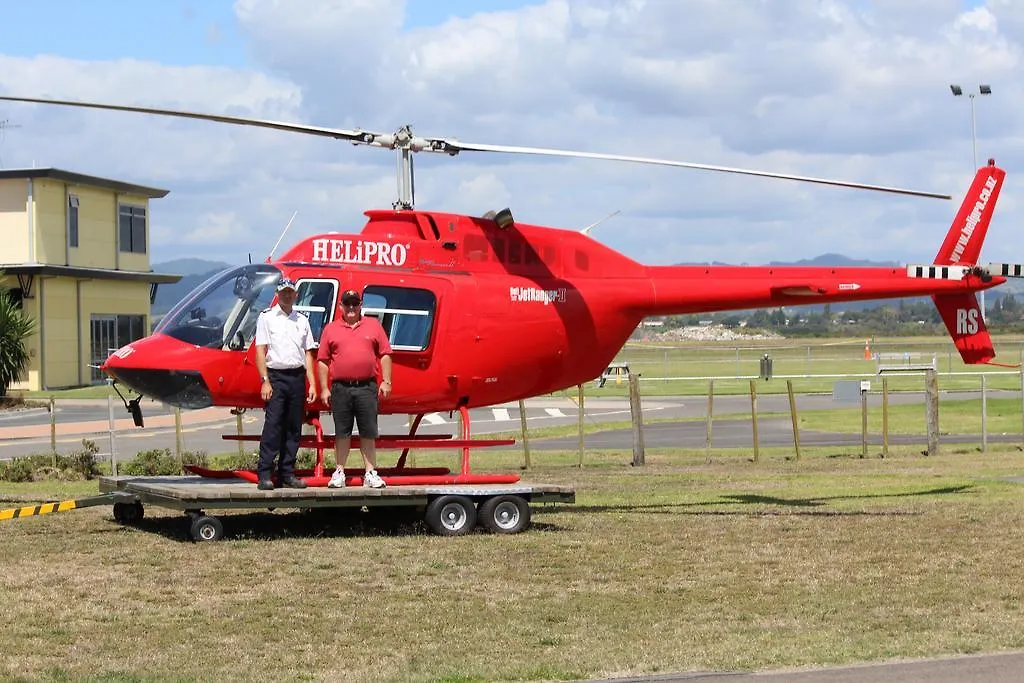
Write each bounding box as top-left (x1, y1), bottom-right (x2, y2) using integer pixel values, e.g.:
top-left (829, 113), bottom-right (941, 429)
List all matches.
top-left (90, 314), bottom-right (146, 383)
top-left (68, 195), bottom-right (79, 248)
top-left (118, 205), bottom-right (147, 254)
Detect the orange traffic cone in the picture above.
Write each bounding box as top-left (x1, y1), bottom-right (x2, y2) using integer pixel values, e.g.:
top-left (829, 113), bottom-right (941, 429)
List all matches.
top-left (863, 339), bottom-right (871, 360)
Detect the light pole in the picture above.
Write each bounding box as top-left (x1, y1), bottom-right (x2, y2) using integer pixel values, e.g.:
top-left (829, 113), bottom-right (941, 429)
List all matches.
top-left (950, 83), bottom-right (992, 319)
top-left (949, 83), bottom-right (991, 169)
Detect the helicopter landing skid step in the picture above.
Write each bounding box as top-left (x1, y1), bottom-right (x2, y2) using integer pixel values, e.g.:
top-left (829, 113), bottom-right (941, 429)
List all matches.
top-left (97, 475), bottom-right (575, 541)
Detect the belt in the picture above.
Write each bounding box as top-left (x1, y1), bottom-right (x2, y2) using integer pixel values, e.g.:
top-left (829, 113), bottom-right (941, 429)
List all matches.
top-left (268, 367), bottom-right (305, 374)
top-left (332, 378), bottom-right (375, 387)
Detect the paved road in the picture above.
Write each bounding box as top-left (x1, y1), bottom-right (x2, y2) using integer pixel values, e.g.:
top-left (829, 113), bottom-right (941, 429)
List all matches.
top-left (2, 390), bottom-right (1018, 459)
top-left (0, 397), bottom-right (684, 459)
top-left (590, 650), bottom-right (1024, 683)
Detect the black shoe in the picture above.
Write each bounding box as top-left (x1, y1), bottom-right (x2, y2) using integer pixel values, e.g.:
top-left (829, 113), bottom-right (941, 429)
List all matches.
top-left (257, 479), bottom-right (275, 491)
top-left (280, 476), bottom-right (307, 489)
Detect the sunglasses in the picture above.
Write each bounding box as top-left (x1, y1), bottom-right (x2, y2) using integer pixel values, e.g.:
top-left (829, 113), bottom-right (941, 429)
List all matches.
top-left (342, 301), bottom-right (361, 307)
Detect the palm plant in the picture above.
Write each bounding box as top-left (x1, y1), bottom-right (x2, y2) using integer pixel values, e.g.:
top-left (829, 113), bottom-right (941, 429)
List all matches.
top-left (0, 275), bottom-right (36, 397)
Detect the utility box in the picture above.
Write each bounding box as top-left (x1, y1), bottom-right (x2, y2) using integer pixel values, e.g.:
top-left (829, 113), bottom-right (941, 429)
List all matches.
top-left (833, 380), bottom-right (862, 402)
top-left (759, 353), bottom-right (773, 381)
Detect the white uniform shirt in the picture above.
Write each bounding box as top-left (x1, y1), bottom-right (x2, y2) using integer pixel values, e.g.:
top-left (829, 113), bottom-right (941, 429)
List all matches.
top-left (254, 305), bottom-right (316, 369)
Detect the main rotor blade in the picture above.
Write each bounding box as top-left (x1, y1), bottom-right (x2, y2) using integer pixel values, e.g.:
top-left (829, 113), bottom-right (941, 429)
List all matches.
top-left (0, 96), bottom-right (378, 144)
top-left (438, 140), bottom-right (952, 200)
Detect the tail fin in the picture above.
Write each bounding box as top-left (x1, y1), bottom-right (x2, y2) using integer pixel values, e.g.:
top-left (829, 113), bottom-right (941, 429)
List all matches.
top-left (933, 292), bottom-right (994, 364)
top-left (930, 162), bottom-right (1006, 365)
top-left (934, 161), bottom-right (1004, 265)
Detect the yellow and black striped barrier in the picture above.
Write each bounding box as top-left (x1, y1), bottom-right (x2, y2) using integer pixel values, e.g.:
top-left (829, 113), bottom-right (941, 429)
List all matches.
top-left (0, 493), bottom-right (132, 521)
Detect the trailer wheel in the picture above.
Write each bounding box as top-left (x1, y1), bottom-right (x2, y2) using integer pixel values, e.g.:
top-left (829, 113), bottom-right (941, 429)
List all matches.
top-left (113, 501), bottom-right (144, 525)
top-left (425, 495), bottom-right (477, 536)
top-left (479, 495), bottom-right (530, 534)
top-left (189, 515), bottom-right (224, 542)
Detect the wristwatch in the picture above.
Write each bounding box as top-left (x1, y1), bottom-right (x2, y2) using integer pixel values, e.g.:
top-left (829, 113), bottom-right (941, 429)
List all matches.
top-left (261, 375), bottom-right (269, 382)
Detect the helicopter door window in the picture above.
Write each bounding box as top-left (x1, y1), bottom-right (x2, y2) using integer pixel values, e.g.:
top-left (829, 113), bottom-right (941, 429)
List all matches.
top-left (361, 285), bottom-right (436, 352)
top-left (293, 279), bottom-right (337, 343)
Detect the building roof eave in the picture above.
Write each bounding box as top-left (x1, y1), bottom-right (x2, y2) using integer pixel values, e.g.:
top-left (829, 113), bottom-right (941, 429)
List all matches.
top-left (0, 263), bottom-right (181, 284)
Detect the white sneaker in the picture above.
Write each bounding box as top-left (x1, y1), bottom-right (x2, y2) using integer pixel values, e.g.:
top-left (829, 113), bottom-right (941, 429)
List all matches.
top-left (363, 469), bottom-right (386, 488)
top-left (328, 469), bottom-right (346, 488)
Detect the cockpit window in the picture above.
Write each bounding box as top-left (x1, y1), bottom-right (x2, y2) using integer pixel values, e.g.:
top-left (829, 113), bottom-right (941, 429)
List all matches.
top-left (155, 264), bottom-right (282, 350)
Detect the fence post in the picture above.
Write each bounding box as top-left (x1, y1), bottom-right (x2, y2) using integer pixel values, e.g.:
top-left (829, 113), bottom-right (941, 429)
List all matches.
top-left (881, 376), bottom-right (889, 458)
top-left (981, 374), bottom-right (988, 453)
top-left (174, 407), bottom-right (183, 460)
top-left (49, 396), bottom-right (56, 465)
top-left (749, 380), bottom-right (759, 462)
top-left (107, 393), bottom-right (118, 476)
top-left (860, 383), bottom-right (868, 459)
top-left (629, 373), bottom-right (645, 466)
top-left (786, 380), bottom-right (800, 461)
top-left (518, 399), bottom-right (531, 470)
top-left (705, 379), bottom-right (714, 463)
top-left (577, 383), bottom-right (585, 468)
top-left (925, 369), bottom-right (939, 457)
top-left (236, 411), bottom-right (245, 459)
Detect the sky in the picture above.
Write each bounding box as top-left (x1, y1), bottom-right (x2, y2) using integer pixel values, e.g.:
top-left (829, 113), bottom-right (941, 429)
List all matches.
top-left (0, 0), bottom-right (1020, 269)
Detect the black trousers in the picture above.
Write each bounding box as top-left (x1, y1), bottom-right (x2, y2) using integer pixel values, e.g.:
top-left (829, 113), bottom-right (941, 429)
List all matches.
top-left (258, 368), bottom-right (306, 480)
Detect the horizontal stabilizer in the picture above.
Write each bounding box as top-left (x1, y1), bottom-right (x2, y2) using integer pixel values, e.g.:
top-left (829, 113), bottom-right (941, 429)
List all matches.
top-left (981, 263), bottom-right (1024, 278)
top-left (933, 292), bottom-right (995, 364)
top-left (907, 265), bottom-right (972, 280)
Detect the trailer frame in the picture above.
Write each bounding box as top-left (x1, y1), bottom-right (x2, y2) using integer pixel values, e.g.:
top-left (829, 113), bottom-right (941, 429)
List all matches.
top-left (97, 474), bottom-right (575, 541)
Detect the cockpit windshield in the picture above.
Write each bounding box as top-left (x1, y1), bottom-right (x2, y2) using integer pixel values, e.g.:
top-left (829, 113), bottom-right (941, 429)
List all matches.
top-left (155, 264), bottom-right (282, 350)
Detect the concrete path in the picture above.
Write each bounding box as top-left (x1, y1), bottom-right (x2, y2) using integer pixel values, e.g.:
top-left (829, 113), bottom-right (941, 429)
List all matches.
top-left (590, 650), bottom-right (1024, 682)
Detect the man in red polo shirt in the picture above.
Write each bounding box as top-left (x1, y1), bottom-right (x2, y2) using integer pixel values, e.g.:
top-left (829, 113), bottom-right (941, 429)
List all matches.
top-left (317, 288), bottom-right (393, 488)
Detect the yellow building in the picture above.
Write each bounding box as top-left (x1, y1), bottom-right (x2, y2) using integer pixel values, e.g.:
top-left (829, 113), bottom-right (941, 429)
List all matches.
top-left (0, 168), bottom-right (181, 390)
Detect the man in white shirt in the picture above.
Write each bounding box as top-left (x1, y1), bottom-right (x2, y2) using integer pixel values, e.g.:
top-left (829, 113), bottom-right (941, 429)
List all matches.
top-left (254, 278), bottom-right (317, 490)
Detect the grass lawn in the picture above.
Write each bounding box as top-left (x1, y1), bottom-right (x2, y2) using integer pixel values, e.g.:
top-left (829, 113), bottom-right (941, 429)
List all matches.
top-left (3, 445), bottom-right (1024, 681)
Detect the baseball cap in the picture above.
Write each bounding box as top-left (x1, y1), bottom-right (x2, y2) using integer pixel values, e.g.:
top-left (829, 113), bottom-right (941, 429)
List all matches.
top-left (275, 278), bottom-right (297, 292)
top-left (341, 289), bottom-right (362, 304)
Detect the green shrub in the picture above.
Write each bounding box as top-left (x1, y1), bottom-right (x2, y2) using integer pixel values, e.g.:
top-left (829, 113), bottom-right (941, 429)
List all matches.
top-left (216, 451), bottom-right (259, 470)
top-left (64, 439), bottom-right (101, 480)
top-left (181, 450), bottom-right (209, 469)
top-left (0, 458), bottom-right (35, 482)
top-left (296, 448), bottom-right (321, 469)
top-left (123, 449), bottom-right (181, 476)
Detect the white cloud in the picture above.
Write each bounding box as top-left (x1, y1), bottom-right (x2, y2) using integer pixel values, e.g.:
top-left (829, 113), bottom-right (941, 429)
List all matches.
top-left (1, 0), bottom-right (1023, 269)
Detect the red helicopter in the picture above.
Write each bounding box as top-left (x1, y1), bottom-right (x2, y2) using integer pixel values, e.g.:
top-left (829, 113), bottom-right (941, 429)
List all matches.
top-left (3, 95), bottom-right (1019, 487)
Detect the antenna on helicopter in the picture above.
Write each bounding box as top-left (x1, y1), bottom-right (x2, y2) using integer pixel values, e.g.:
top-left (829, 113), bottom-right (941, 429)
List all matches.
top-left (267, 210), bottom-right (298, 263)
top-left (581, 209), bottom-right (621, 236)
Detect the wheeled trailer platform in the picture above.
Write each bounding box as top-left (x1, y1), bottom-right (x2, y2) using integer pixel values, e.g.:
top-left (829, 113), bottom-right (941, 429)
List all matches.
top-left (96, 475), bottom-right (575, 541)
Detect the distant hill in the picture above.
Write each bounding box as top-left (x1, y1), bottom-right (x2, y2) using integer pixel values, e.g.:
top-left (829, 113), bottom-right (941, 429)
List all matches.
top-left (152, 258), bottom-right (231, 316)
top-left (767, 253), bottom-right (899, 268)
top-left (153, 258), bottom-right (233, 277)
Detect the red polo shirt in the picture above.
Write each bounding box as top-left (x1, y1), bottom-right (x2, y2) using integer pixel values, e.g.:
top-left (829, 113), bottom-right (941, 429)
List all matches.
top-left (317, 316), bottom-right (392, 382)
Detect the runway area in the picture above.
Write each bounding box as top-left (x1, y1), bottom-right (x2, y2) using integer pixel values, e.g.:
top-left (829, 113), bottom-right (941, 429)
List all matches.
top-left (1, 390), bottom-right (1018, 459)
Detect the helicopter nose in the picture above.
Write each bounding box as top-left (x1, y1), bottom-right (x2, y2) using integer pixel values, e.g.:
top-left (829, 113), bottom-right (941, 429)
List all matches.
top-left (103, 366), bottom-right (214, 409)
